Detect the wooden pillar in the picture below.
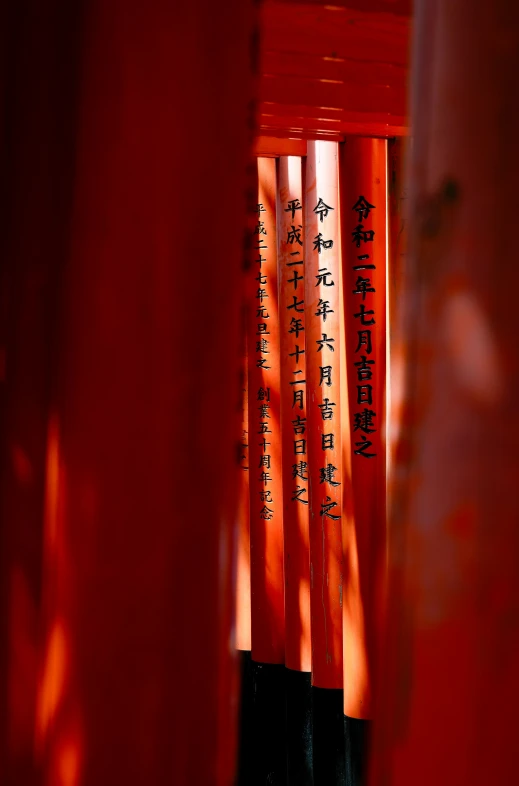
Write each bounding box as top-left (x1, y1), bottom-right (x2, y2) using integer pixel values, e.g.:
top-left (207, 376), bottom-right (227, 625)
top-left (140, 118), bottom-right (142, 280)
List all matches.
top-left (339, 136), bottom-right (387, 784)
top-left (387, 137), bottom-right (409, 510)
top-left (235, 157), bottom-right (258, 786)
top-left (235, 332), bottom-right (253, 781)
top-left (278, 155), bottom-right (313, 784)
top-left (371, 2), bottom-right (519, 785)
top-left (236, 331), bottom-right (251, 647)
top-left (0, 3), bottom-right (83, 784)
top-left (2, 1), bottom-right (257, 785)
top-left (305, 140), bottom-right (345, 783)
top-left (248, 157), bottom-right (284, 667)
top-left (247, 157), bottom-right (286, 785)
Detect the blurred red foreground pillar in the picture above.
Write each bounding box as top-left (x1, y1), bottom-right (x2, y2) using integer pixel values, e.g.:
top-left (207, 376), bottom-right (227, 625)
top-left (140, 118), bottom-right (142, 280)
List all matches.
top-left (1, 1), bottom-right (255, 785)
top-left (371, 2), bottom-right (519, 785)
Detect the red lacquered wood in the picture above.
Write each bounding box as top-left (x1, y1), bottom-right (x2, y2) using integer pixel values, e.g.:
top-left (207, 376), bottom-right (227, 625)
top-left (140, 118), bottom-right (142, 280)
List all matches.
top-left (0, 4), bottom-right (82, 783)
top-left (371, 2), bottom-right (519, 785)
top-left (248, 157), bottom-right (285, 665)
top-left (258, 114), bottom-right (409, 141)
top-left (278, 155), bottom-right (311, 674)
top-left (261, 75), bottom-right (406, 118)
top-left (14, 2), bottom-right (257, 785)
top-left (267, 0), bottom-right (412, 15)
top-left (305, 141), bottom-right (343, 689)
top-left (387, 137), bottom-right (409, 485)
top-left (261, 3), bottom-right (410, 67)
top-left (262, 50), bottom-right (407, 91)
top-left (259, 104), bottom-right (407, 126)
top-left (235, 334), bottom-right (251, 653)
top-left (258, 0), bottom-right (411, 140)
top-left (253, 136), bottom-right (307, 158)
top-left (388, 138), bottom-right (408, 334)
top-left (259, 124), bottom-right (344, 143)
top-left (339, 137), bottom-right (387, 719)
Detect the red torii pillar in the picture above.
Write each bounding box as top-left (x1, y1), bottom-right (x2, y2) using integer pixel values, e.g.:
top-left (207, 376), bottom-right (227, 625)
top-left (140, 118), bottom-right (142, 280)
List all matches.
top-left (278, 155), bottom-right (313, 784)
top-left (340, 137), bottom-right (387, 784)
top-left (305, 141), bottom-right (345, 784)
top-left (0, 3), bottom-right (84, 784)
top-left (372, 2), bottom-right (519, 785)
top-left (0, 1), bottom-right (256, 785)
top-left (247, 157), bottom-right (287, 785)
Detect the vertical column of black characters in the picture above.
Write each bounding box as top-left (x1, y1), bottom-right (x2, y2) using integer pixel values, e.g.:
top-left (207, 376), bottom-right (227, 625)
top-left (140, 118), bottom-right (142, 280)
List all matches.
top-left (254, 202), bottom-right (275, 519)
top-left (285, 196), bottom-right (342, 518)
top-left (312, 197), bottom-right (341, 523)
top-left (283, 198), bottom-right (307, 508)
top-left (342, 195), bottom-right (378, 786)
top-left (284, 196), bottom-right (313, 786)
top-left (350, 196), bottom-right (377, 458)
top-left (311, 198), bottom-right (346, 786)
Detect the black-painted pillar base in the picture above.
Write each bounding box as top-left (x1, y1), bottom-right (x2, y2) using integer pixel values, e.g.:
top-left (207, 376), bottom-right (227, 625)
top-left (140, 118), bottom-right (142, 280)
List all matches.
top-left (236, 656), bottom-right (371, 786)
top-left (312, 686), bottom-right (345, 785)
top-left (286, 668), bottom-right (313, 785)
top-left (243, 660), bottom-right (287, 786)
top-left (344, 715), bottom-right (371, 786)
top-left (236, 650), bottom-right (254, 785)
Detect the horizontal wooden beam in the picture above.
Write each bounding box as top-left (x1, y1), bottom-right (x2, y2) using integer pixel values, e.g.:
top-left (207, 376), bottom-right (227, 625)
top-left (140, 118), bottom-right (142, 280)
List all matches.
top-left (252, 136), bottom-right (308, 157)
top-left (260, 73), bottom-right (406, 116)
top-left (255, 1), bottom-right (411, 142)
top-left (258, 122), bottom-right (407, 140)
top-left (262, 3), bottom-right (410, 66)
top-left (265, 0), bottom-right (411, 16)
top-left (258, 109), bottom-right (408, 139)
top-left (259, 127), bottom-right (344, 142)
top-left (259, 101), bottom-right (405, 122)
top-left (261, 49), bottom-right (407, 89)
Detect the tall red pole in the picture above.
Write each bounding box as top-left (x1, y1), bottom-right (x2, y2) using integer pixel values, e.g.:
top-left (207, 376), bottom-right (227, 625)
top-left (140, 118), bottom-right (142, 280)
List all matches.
top-left (278, 155), bottom-right (311, 678)
top-left (248, 157), bottom-right (285, 667)
top-left (235, 337), bottom-right (251, 654)
top-left (0, 3), bottom-right (83, 784)
top-left (339, 136), bottom-right (387, 783)
top-left (247, 157), bottom-right (286, 784)
top-left (235, 158), bottom-right (258, 785)
top-left (278, 155), bottom-right (313, 782)
top-left (0, 2), bottom-right (256, 785)
top-left (305, 140), bottom-right (345, 782)
top-left (388, 139), bottom-right (408, 333)
top-left (387, 137), bottom-right (409, 493)
top-left (372, 2), bottom-right (519, 785)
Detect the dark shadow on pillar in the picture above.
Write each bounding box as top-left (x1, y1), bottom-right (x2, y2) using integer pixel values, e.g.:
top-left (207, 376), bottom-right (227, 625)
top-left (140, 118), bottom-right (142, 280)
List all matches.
top-left (236, 650), bottom-right (254, 785)
top-left (312, 687), bottom-right (345, 786)
top-left (344, 716), bottom-right (371, 786)
top-left (249, 661), bottom-right (287, 786)
top-left (286, 668), bottom-right (313, 785)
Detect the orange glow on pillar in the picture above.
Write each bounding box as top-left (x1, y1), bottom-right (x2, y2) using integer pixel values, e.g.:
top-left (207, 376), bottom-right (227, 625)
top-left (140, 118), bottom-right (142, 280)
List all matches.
top-left (340, 137), bottom-right (387, 719)
top-left (305, 140), bottom-right (343, 689)
top-left (248, 157), bottom-right (285, 665)
top-left (236, 335), bottom-right (251, 652)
